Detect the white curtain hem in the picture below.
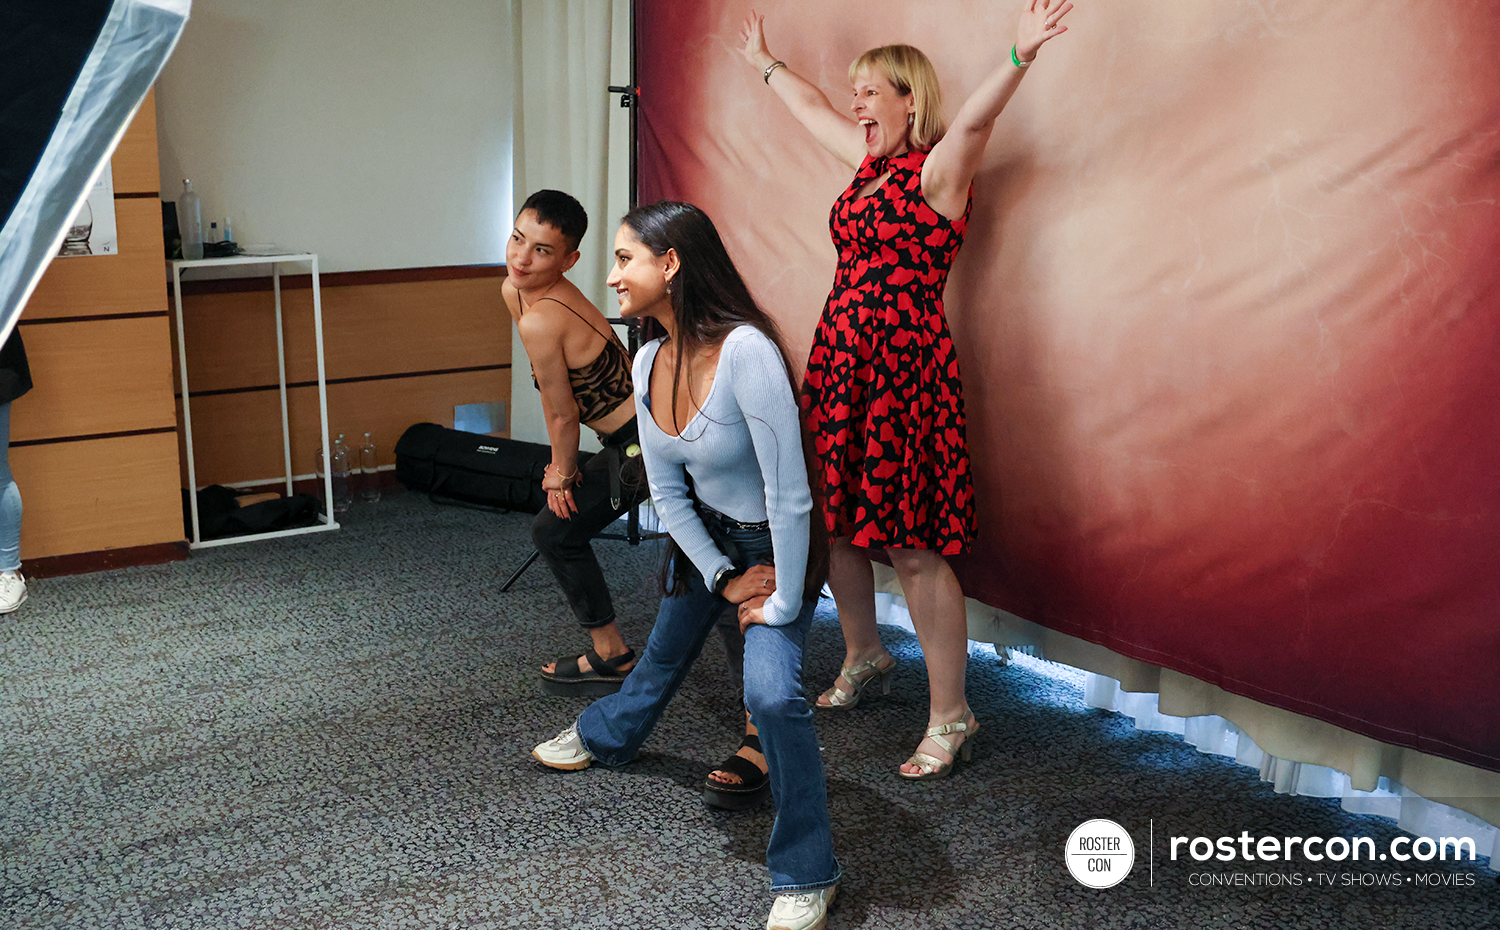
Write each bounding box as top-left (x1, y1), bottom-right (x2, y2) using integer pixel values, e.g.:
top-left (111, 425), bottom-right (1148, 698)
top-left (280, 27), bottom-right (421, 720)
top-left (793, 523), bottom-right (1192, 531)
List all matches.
top-left (869, 563), bottom-right (1500, 865)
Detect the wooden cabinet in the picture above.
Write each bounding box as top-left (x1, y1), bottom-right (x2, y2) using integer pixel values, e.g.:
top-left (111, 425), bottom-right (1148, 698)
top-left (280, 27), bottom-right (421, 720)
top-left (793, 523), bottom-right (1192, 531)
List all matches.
top-left (14, 89), bottom-right (186, 569)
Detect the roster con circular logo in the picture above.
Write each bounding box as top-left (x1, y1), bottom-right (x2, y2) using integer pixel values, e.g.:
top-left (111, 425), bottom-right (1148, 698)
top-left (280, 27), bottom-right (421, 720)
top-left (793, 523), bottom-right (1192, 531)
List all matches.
top-left (1066, 819), bottom-right (1135, 888)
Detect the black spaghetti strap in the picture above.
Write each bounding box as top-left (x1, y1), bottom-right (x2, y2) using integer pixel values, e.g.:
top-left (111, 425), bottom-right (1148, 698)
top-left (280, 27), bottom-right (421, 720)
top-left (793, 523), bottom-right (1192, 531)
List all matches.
top-left (533, 296), bottom-right (619, 348)
top-left (525, 295), bottom-right (633, 424)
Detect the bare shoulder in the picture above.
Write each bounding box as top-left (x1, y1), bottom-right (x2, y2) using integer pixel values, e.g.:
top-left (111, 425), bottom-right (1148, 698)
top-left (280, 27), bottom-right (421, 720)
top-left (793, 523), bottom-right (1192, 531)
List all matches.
top-left (546, 277), bottom-right (609, 323)
top-left (515, 299), bottom-right (566, 340)
top-left (501, 276), bottom-right (522, 320)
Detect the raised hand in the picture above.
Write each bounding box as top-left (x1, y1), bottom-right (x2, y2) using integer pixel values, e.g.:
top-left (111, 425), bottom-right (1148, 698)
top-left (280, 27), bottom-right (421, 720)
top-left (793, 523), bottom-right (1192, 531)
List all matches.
top-left (739, 8), bottom-right (774, 69)
top-left (1016, 0), bottom-right (1073, 62)
top-left (736, 6), bottom-right (875, 169)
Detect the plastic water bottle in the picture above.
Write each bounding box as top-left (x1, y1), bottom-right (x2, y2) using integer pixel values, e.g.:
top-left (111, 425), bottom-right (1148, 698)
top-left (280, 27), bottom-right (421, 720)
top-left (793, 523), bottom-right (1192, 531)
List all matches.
top-left (178, 179), bottom-right (203, 260)
top-left (331, 434), bottom-right (353, 513)
top-left (359, 432), bottom-right (380, 502)
top-left (313, 445), bottom-right (328, 507)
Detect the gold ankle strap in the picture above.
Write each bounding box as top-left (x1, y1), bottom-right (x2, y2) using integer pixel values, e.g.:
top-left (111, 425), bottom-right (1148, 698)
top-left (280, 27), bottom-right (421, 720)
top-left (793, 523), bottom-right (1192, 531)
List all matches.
top-left (925, 719), bottom-right (971, 738)
top-left (840, 655), bottom-right (890, 681)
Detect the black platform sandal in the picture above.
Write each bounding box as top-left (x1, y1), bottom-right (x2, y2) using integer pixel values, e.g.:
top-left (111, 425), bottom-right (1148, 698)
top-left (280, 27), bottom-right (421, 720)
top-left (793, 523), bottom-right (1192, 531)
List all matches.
top-left (702, 733), bottom-right (771, 811)
top-left (539, 647), bottom-right (636, 697)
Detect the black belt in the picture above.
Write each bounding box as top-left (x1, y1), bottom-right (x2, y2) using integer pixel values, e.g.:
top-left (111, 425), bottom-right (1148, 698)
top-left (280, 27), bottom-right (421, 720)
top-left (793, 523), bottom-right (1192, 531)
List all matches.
top-left (695, 500), bottom-right (770, 532)
top-left (693, 499), bottom-right (770, 571)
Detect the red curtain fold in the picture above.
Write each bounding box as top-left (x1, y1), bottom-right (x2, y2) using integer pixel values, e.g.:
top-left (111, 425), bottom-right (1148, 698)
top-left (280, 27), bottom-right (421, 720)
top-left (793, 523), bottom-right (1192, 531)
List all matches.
top-left (635, 0), bottom-right (1500, 770)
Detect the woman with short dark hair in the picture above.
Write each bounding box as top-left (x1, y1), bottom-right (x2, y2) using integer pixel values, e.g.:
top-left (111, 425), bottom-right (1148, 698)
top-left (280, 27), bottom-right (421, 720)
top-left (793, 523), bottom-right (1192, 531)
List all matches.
top-left (504, 189), bottom-right (647, 695)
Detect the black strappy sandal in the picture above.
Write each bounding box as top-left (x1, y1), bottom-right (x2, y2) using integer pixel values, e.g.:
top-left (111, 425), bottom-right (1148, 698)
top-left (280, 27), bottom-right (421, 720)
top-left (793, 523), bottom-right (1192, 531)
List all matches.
top-left (702, 733), bottom-right (771, 811)
top-left (539, 647), bottom-right (636, 697)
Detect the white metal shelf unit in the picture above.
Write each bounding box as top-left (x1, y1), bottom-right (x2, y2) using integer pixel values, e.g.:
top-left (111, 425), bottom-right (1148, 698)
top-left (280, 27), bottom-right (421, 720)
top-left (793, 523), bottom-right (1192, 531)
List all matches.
top-left (169, 253), bottom-right (339, 548)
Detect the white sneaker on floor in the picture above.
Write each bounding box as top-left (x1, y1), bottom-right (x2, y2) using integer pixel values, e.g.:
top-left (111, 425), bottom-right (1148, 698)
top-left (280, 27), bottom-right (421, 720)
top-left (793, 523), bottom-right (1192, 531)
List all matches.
top-left (0, 570), bottom-right (26, 614)
top-left (531, 723), bottom-right (593, 770)
top-left (766, 884), bottom-right (836, 930)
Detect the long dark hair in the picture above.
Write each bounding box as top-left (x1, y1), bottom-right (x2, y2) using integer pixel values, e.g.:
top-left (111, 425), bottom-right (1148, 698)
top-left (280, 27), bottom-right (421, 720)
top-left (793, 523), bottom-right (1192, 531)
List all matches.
top-left (621, 200), bottom-right (829, 595)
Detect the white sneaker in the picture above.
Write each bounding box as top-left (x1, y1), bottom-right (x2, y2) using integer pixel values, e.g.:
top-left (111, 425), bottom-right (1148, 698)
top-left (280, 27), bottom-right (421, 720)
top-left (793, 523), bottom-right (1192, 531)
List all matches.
top-left (766, 884), bottom-right (837, 930)
top-left (531, 723), bottom-right (593, 770)
top-left (0, 571), bottom-right (26, 614)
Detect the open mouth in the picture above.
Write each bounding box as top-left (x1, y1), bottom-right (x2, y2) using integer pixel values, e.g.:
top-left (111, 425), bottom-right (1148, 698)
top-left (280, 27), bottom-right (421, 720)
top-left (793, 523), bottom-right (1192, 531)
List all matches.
top-left (860, 118), bottom-right (877, 147)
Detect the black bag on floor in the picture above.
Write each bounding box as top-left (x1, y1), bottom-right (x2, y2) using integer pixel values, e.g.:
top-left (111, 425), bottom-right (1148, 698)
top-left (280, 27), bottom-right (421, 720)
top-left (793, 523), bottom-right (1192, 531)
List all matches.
top-left (394, 422), bottom-right (576, 513)
top-left (184, 485), bottom-right (323, 540)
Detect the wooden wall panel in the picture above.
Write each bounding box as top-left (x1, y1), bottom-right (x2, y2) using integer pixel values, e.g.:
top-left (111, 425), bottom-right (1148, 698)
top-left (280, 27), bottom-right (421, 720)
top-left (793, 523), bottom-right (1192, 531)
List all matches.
top-left (111, 89), bottom-right (159, 194)
top-left (13, 85), bottom-right (184, 566)
top-left (179, 369), bottom-right (510, 487)
top-left (176, 276), bottom-right (508, 393)
top-left (11, 318), bottom-right (177, 443)
top-left (20, 198), bottom-right (168, 321)
top-left (12, 434), bottom-right (184, 560)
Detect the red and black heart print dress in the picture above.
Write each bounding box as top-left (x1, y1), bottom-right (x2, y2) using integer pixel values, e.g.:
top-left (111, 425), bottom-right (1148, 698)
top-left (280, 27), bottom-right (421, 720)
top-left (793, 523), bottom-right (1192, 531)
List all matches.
top-left (802, 148), bottom-right (974, 555)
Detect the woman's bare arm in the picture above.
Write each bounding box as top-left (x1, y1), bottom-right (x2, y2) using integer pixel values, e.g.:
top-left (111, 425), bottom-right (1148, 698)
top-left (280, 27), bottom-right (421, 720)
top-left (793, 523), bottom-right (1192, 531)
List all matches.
top-left (740, 9), bottom-right (866, 171)
top-left (517, 307), bottom-right (584, 517)
top-left (921, 0), bottom-right (1072, 220)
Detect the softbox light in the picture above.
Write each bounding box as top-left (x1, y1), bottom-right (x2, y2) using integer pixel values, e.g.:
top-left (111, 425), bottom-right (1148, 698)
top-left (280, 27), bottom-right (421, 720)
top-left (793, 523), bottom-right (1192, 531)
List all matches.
top-left (0, 0), bottom-right (190, 343)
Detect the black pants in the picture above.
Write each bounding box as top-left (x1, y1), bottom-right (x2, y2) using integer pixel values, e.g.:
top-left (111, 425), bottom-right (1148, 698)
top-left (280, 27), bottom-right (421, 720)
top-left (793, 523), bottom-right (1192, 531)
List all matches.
top-left (529, 418), bottom-right (745, 689)
top-left (531, 419), bottom-right (648, 630)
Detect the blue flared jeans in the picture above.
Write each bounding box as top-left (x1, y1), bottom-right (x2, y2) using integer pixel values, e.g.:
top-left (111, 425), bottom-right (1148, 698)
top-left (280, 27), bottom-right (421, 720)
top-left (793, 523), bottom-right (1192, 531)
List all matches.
top-left (576, 507), bottom-right (841, 893)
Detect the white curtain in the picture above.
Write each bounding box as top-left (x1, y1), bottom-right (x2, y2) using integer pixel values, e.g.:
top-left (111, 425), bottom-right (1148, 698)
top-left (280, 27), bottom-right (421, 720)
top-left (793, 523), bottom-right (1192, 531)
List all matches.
top-left (1085, 676), bottom-right (1500, 864)
top-left (508, 0), bottom-right (632, 446)
top-left (870, 566), bottom-right (1500, 864)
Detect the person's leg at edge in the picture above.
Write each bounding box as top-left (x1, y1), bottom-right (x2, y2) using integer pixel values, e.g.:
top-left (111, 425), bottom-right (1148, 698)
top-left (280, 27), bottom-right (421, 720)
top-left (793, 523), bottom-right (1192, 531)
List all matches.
top-left (535, 451), bottom-right (646, 676)
top-left (814, 538), bottom-right (894, 707)
top-left (0, 403), bottom-right (23, 614)
top-left (575, 565), bottom-right (724, 765)
top-left (744, 596), bottom-right (840, 893)
top-left (886, 547), bottom-right (973, 773)
top-left (0, 403), bottom-right (20, 571)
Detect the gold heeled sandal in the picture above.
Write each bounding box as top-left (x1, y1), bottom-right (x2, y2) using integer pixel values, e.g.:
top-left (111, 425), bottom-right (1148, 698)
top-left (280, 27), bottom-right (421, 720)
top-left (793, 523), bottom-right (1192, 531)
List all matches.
top-left (814, 654), bottom-right (895, 710)
top-left (899, 715), bottom-right (979, 780)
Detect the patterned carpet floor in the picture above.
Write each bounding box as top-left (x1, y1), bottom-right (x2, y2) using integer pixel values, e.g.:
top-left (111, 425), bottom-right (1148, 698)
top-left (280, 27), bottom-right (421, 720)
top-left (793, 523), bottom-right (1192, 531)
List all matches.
top-left (2, 492), bottom-right (1494, 929)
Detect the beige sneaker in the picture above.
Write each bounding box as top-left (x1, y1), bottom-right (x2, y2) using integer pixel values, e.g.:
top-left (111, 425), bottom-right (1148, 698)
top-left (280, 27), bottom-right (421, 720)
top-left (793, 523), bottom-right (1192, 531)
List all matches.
top-left (0, 570), bottom-right (26, 614)
top-left (531, 723), bottom-right (593, 770)
top-left (766, 884), bottom-right (836, 930)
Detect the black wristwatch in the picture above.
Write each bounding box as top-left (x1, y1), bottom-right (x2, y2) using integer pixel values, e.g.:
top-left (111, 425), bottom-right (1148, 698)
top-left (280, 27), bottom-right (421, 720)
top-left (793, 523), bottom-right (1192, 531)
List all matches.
top-left (712, 564), bottom-right (745, 596)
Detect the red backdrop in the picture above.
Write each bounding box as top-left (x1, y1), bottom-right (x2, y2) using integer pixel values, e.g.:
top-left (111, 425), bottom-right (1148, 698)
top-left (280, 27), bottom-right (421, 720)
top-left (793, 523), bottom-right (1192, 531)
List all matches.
top-left (635, 0), bottom-right (1500, 771)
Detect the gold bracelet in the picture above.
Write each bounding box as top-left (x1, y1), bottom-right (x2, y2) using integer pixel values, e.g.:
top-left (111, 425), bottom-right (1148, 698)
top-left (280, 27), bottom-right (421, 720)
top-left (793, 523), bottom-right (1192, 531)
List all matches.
top-left (553, 466), bottom-right (577, 482)
top-left (763, 60), bottom-right (787, 84)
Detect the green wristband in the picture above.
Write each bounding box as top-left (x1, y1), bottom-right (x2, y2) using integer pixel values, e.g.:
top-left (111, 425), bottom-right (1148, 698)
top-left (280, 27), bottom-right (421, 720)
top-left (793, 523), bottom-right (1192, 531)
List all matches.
top-left (1011, 43), bottom-right (1031, 69)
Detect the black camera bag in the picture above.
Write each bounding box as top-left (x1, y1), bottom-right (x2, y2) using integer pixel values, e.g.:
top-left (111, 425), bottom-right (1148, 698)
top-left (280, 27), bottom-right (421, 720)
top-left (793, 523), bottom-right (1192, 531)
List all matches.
top-left (394, 422), bottom-right (587, 513)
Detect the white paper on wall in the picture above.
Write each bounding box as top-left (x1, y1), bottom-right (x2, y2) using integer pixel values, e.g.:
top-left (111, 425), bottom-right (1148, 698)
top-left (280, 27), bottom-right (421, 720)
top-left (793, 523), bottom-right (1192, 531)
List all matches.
top-left (57, 160), bottom-right (117, 258)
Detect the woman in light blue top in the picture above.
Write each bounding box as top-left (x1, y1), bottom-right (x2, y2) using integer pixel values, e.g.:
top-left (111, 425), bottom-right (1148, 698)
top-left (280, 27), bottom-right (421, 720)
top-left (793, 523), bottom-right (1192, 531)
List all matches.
top-left (532, 202), bottom-right (840, 930)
